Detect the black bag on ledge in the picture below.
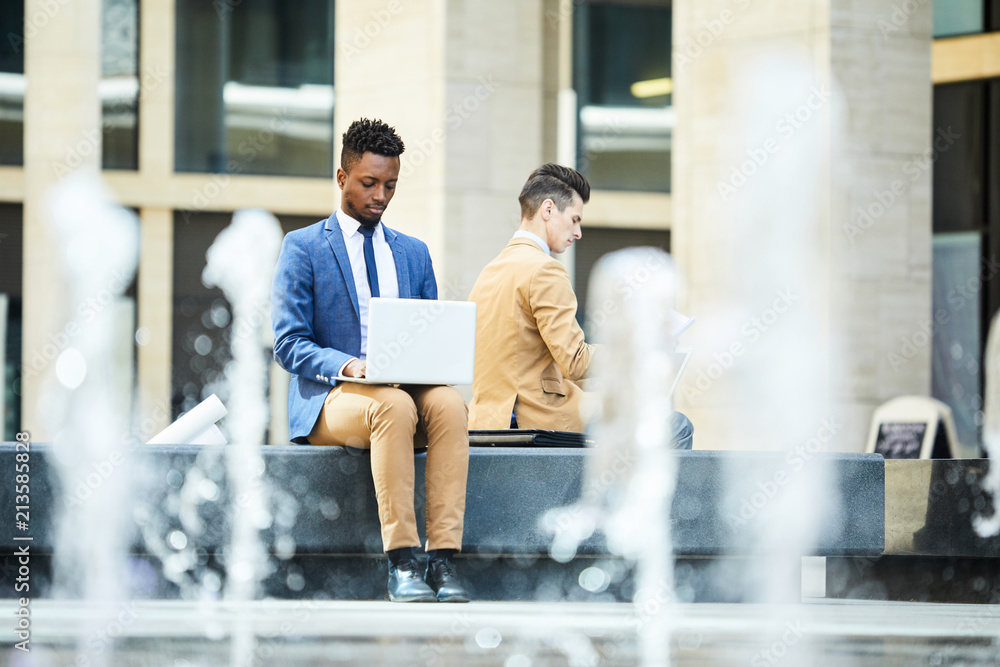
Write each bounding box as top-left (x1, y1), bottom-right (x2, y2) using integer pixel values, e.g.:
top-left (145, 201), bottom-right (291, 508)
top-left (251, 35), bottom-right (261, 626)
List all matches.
top-left (468, 429), bottom-right (592, 448)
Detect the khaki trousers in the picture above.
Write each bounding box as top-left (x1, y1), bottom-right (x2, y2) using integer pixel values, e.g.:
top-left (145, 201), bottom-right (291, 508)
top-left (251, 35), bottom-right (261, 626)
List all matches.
top-left (308, 382), bottom-right (469, 552)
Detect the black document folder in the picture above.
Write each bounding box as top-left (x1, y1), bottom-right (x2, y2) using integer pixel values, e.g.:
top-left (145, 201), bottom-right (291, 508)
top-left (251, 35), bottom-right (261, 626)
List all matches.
top-left (468, 429), bottom-right (593, 448)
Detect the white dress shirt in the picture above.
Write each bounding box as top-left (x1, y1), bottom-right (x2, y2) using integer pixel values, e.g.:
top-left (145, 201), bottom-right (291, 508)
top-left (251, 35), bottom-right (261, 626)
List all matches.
top-left (336, 210), bottom-right (399, 362)
top-left (513, 229), bottom-right (551, 255)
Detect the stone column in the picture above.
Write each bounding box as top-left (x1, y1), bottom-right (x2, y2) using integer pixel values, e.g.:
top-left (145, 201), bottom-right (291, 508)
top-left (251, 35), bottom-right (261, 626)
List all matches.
top-left (135, 0), bottom-right (177, 438)
top-left (334, 0), bottom-right (551, 298)
top-left (136, 208), bottom-right (173, 438)
top-left (22, 0), bottom-right (102, 438)
top-left (671, 0), bottom-right (932, 451)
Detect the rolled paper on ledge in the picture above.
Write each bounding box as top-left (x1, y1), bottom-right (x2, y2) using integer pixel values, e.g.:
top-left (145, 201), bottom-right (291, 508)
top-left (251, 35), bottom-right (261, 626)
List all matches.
top-left (189, 424), bottom-right (228, 446)
top-left (147, 394), bottom-right (228, 445)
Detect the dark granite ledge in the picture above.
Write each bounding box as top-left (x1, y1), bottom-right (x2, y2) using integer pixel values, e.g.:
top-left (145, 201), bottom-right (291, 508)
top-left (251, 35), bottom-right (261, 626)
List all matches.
top-left (0, 442), bottom-right (884, 601)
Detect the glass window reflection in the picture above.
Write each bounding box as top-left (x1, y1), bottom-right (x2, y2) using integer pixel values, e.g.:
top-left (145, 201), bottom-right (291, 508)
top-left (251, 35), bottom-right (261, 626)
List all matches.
top-left (102, 0), bottom-right (140, 170)
top-left (0, 204), bottom-right (22, 441)
top-left (0, 3), bottom-right (24, 166)
top-left (174, 0), bottom-right (335, 178)
top-left (932, 233), bottom-right (982, 452)
top-left (574, 0), bottom-right (672, 193)
top-left (933, 0), bottom-right (984, 37)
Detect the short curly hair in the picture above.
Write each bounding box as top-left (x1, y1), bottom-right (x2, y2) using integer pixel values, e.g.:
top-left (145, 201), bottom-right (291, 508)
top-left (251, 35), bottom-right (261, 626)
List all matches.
top-left (341, 118), bottom-right (406, 172)
top-left (518, 163), bottom-right (590, 219)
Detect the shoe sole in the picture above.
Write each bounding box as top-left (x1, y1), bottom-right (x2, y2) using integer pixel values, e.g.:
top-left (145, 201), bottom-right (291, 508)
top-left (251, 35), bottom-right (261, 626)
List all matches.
top-left (436, 593), bottom-right (470, 603)
top-left (387, 592), bottom-right (438, 603)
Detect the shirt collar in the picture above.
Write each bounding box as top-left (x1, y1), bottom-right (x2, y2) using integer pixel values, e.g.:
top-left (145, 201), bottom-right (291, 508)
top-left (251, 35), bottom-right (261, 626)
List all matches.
top-left (513, 229), bottom-right (550, 255)
top-left (336, 209), bottom-right (381, 239)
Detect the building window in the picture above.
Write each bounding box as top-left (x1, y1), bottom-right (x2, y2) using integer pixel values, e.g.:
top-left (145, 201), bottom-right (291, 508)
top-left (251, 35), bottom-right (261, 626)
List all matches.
top-left (0, 3), bottom-right (24, 166)
top-left (174, 0), bottom-right (335, 178)
top-left (0, 2), bottom-right (137, 169)
top-left (932, 233), bottom-right (982, 451)
top-left (934, 0), bottom-right (984, 37)
top-left (0, 205), bottom-right (21, 440)
top-left (574, 0), bottom-right (672, 193)
top-left (102, 0), bottom-right (140, 170)
top-left (931, 78), bottom-right (1000, 453)
top-left (933, 0), bottom-right (1000, 37)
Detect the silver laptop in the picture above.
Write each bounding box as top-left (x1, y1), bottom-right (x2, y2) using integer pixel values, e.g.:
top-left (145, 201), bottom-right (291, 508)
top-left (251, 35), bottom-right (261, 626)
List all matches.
top-left (338, 298), bottom-right (477, 385)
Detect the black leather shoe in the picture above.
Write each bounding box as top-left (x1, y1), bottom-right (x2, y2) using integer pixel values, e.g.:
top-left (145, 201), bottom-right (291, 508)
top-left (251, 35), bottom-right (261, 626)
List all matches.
top-left (388, 558), bottom-right (437, 602)
top-left (425, 557), bottom-right (470, 603)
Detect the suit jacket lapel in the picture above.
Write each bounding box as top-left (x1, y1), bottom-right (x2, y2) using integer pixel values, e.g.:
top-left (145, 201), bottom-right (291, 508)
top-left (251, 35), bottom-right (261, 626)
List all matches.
top-left (383, 224), bottom-right (411, 298)
top-left (325, 213), bottom-right (361, 319)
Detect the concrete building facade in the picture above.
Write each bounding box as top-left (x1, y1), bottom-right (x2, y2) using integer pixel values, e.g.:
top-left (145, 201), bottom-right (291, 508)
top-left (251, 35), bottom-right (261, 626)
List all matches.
top-left (0, 0), bottom-right (998, 451)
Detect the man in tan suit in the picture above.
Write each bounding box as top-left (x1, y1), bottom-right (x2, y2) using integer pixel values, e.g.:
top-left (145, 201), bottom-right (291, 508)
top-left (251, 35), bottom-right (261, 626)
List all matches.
top-left (469, 164), bottom-right (694, 448)
top-left (468, 164), bottom-right (595, 432)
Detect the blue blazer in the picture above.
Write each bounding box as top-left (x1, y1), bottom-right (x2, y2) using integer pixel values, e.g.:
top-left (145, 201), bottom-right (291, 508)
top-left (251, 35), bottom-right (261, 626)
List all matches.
top-left (271, 213), bottom-right (438, 443)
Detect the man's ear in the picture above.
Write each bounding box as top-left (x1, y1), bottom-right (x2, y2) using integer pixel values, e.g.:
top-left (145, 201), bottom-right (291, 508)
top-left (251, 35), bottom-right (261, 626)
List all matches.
top-left (336, 168), bottom-right (347, 189)
top-left (541, 198), bottom-right (554, 220)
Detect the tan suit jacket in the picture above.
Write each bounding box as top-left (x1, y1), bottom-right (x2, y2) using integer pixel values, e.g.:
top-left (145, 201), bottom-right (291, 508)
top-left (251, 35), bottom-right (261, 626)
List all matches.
top-left (468, 238), bottom-right (597, 432)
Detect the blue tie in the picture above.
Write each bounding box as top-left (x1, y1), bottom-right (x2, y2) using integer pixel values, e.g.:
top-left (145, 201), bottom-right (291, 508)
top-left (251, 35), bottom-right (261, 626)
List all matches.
top-left (358, 226), bottom-right (380, 298)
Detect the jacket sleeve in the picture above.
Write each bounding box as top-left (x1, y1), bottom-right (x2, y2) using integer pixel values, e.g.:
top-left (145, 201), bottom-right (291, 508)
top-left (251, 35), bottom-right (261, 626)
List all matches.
top-left (529, 260), bottom-right (597, 381)
top-left (271, 233), bottom-right (354, 383)
top-left (418, 242), bottom-right (438, 300)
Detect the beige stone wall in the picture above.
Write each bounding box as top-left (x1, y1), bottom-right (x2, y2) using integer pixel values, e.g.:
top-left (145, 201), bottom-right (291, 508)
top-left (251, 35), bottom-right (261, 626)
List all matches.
top-left (334, 0), bottom-right (551, 299)
top-left (21, 0), bottom-right (102, 438)
top-left (8, 0), bottom-right (951, 447)
top-left (672, 0), bottom-right (932, 452)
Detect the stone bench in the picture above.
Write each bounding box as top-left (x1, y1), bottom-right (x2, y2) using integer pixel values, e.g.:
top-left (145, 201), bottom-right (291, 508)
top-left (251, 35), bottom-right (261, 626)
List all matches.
top-left (0, 442), bottom-right (884, 602)
top-left (827, 457), bottom-right (1000, 603)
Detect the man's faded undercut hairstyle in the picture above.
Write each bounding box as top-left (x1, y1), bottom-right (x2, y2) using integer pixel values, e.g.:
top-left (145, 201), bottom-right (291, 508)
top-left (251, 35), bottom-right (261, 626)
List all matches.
top-left (517, 163), bottom-right (591, 219)
top-left (341, 118), bottom-right (406, 172)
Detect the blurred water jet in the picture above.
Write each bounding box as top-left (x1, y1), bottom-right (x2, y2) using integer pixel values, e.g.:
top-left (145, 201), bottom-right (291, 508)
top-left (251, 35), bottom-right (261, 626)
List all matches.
top-left (202, 208), bottom-right (284, 666)
top-left (43, 174), bottom-right (140, 665)
top-left (545, 247), bottom-right (681, 667)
